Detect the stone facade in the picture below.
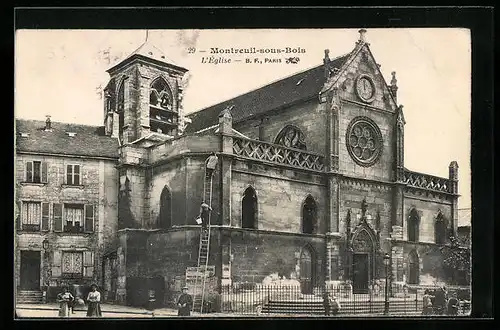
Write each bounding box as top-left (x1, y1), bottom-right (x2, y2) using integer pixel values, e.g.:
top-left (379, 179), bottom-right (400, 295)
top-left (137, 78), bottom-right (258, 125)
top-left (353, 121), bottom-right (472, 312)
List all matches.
top-left (15, 152), bottom-right (118, 292)
top-left (16, 31), bottom-right (464, 307)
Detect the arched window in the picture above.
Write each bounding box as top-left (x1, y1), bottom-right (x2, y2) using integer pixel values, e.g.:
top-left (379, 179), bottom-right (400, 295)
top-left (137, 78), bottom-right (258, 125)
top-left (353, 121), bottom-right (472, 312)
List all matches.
top-left (302, 196), bottom-right (317, 234)
top-left (435, 212), bottom-right (446, 245)
top-left (150, 77), bottom-right (172, 111)
top-left (407, 208), bottom-right (420, 242)
top-left (242, 187), bottom-right (257, 229)
top-left (408, 250), bottom-right (420, 284)
top-left (117, 81), bottom-right (125, 141)
top-left (275, 125), bottom-right (307, 150)
top-left (159, 186), bottom-right (172, 229)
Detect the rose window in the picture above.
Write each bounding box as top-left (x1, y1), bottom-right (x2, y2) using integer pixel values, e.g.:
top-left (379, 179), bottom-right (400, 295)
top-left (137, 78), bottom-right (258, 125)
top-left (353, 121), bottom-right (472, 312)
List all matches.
top-left (346, 117), bottom-right (383, 167)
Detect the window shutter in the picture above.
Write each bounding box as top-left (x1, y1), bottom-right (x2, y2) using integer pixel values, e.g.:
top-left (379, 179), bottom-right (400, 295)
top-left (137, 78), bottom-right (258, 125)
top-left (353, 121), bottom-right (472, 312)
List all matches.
top-left (85, 204), bottom-right (94, 232)
top-left (53, 203), bottom-right (63, 232)
top-left (74, 165), bottom-right (81, 185)
top-left (41, 162), bottom-right (48, 183)
top-left (15, 201), bottom-right (21, 231)
top-left (83, 251), bottom-right (94, 277)
top-left (52, 250), bottom-right (62, 277)
top-left (26, 162), bottom-right (32, 182)
top-left (66, 165), bottom-right (72, 185)
top-left (42, 203), bottom-right (50, 231)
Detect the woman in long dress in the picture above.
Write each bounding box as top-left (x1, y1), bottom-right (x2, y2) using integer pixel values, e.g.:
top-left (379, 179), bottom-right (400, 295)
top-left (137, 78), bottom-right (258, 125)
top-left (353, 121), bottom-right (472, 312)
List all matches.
top-left (57, 287), bottom-right (74, 317)
top-left (86, 284), bottom-right (102, 317)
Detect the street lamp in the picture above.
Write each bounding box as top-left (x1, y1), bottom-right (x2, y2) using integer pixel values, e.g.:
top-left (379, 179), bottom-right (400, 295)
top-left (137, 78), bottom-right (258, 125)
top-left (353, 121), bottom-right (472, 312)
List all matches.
top-left (383, 253), bottom-right (390, 315)
top-left (43, 239), bottom-right (49, 251)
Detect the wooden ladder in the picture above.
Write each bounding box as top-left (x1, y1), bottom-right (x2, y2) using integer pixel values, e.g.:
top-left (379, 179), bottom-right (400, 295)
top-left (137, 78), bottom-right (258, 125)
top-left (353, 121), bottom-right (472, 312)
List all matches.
top-left (191, 168), bottom-right (214, 313)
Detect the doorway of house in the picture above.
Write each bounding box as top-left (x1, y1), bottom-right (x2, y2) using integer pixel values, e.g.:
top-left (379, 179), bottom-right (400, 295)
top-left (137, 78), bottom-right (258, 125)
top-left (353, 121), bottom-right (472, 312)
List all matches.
top-left (20, 251), bottom-right (41, 290)
top-left (352, 253), bottom-right (369, 294)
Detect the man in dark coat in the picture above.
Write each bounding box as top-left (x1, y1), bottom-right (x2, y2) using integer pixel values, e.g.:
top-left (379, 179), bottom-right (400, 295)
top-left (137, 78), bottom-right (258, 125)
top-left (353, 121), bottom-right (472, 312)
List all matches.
top-left (433, 286), bottom-right (447, 315)
top-left (177, 286), bottom-right (193, 316)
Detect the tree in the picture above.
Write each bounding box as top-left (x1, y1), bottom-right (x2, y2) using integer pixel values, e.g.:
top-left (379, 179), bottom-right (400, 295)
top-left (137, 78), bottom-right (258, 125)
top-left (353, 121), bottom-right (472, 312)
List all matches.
top-left (440, 236), bottom-right (471, 286)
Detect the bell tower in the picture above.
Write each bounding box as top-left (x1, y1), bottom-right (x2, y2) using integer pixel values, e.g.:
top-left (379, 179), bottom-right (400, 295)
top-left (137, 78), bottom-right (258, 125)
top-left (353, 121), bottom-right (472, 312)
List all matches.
top-left (103, 34), bottom-right (189, 144)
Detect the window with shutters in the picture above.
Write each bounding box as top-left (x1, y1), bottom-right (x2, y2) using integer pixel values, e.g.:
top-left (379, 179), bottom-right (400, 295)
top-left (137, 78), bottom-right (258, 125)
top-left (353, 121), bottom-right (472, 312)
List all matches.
top-left (25, 161), bottom-right (48, 183)
top-left (56, 204), bottom-right (94, 234)
top-left (64, 204), bottom-right (84, 233)
top-left (66, 164), bottom-right (81, 185)
top-left (21, 201), bottom-right (50, 232)
top-left (61, 251), bottom-right (83, 278)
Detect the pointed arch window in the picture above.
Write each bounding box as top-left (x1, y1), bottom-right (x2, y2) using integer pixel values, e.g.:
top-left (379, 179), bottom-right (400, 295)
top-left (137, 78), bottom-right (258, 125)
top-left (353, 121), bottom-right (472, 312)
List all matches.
top-left (150, 77), bottom-right (173, 111)
top-left (159, 186), bottom-right (172, 229)
top-left (408, 250), bottom-right (420, 284)
top-left (275, 125), bottom-right (307, 150)
top-left (242, 187), bottom-right (258, 229)
top-left (302, 196), bottom-right (317, 234)
top-left (407, 208), bottom-right (420, 242)
top-left (117, 81), bottom-right (125, 141)
top-left (435, 212), bottom-right (446, 245)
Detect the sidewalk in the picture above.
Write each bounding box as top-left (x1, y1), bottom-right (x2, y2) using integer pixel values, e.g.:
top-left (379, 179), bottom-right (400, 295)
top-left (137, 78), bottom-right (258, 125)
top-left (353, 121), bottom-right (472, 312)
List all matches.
top-left (16, 303), bottom-right (178, 316)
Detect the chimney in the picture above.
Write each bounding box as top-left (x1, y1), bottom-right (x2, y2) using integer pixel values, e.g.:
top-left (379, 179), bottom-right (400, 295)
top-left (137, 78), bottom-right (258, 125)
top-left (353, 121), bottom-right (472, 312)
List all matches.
top-left (45, 115), bottom-right (52, 131)
top-left (389, 71), bottom-right (398, 103)
top-left (358, 29), bottom-right (367, 43)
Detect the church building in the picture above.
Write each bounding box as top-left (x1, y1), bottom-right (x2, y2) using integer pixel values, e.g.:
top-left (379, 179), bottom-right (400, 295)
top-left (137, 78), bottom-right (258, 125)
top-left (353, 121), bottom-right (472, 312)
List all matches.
top-left (15, 29), bottom-right (461, 307)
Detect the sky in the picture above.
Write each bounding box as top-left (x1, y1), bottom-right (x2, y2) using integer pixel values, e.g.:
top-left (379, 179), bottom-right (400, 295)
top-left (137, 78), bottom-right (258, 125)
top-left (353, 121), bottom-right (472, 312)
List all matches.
top-left (14, 29), bottom-right (471, 214)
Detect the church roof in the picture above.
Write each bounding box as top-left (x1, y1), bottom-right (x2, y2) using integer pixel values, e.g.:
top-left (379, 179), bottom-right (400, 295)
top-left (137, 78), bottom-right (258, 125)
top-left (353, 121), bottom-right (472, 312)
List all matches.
top-left (126, 41), bottom-right (178, 67)
top-left (107, 40), bottom-right (188, 74)
top-left (16, 119), bottom-right (119, 159)
top-left (184, 53), bottom-right (351, 134)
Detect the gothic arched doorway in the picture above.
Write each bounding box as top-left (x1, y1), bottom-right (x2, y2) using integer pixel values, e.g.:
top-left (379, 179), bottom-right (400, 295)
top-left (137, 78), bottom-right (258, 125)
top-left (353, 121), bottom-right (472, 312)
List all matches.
top-left (408, 250), bottom-right (420, 284)
top-left (299, 245), bottom-right (315, 294)
top-left (351, 229), bottom-right (375, 294)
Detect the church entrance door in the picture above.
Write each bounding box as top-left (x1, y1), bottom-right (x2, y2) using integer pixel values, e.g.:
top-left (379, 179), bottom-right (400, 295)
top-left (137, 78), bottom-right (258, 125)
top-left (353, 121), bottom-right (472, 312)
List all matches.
top-left (352, 253), bottom-right (369, 294)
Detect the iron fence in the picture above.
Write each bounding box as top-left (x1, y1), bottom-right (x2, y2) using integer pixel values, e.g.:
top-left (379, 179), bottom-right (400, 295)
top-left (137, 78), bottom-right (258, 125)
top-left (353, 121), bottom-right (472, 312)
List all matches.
top-left (218, 283), bottom-right (471, 316)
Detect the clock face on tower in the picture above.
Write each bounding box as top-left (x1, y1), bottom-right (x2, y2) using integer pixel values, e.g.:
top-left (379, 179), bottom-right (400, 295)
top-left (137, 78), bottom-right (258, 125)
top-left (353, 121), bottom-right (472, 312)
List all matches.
top-left (355, 75), bottom-right (376, 103)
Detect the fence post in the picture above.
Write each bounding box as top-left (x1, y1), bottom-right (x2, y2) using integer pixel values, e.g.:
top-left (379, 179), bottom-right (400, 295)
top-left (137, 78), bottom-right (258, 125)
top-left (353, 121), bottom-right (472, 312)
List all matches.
top-left (415, 290), bottom-right (418, 313)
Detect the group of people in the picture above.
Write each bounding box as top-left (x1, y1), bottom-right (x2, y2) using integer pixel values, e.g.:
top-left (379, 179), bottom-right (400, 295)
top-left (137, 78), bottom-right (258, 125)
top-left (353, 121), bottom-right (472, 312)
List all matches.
top-left (422, 286), bottom-right (460, 316)
top-left (57, 283), bottom-right (102, 318)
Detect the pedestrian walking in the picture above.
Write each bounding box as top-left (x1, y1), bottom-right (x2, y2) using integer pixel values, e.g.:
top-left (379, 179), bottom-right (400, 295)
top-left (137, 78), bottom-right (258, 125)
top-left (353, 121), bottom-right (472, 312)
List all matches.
top-left (322, 291), bottom-right (331, 316)
top-left (177, 286), bottom-right (193, 316)
top-left (86, 284), bottom-right (102, 317)
top-left (422, 289), bottom-right (433, 315)
top-left (446, 292), bottom-right (459, 316)
top-left (330, 296), bottom-right (341, 316)
top-left (433, 286), bottom-right (447, 315)
top-left (57, 287), bottom-right (74, 317)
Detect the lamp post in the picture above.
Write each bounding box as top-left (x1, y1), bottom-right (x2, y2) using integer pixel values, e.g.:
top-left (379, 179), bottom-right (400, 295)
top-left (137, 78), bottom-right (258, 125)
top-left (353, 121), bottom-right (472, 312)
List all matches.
top-left (383, 253), bottom-right (390, 315)
top-left (42, 239), bottom-right (50, 303)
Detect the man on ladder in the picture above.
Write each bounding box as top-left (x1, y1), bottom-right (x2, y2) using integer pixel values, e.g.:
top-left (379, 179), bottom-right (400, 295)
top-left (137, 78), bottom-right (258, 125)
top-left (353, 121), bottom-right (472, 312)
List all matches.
top-left (196, 153), bottom-right (218, 232)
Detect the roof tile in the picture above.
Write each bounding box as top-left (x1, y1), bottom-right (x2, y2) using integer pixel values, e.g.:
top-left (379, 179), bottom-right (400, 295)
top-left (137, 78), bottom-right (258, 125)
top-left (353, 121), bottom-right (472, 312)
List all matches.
top-left (16, 119), bottom-right (119, 159)
top-left (184, 54), bottom-right (350, 134)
